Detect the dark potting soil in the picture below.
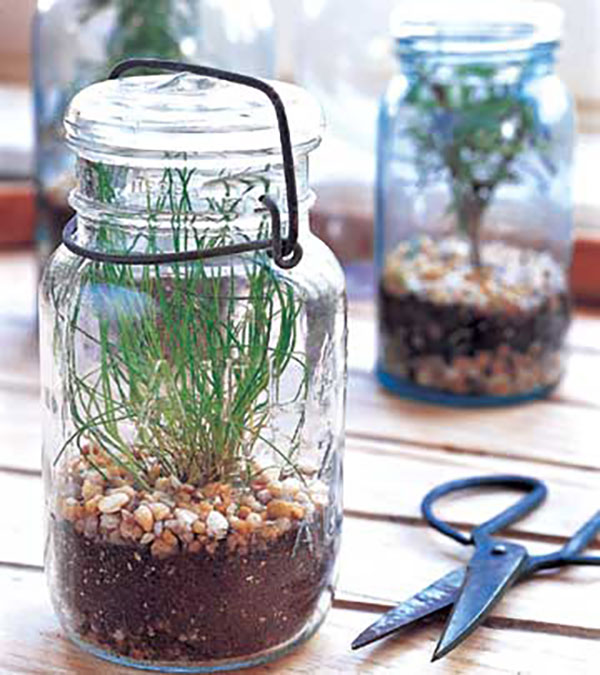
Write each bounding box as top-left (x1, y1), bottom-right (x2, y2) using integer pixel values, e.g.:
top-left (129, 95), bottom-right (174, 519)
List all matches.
top-left (51, 520), bottom-right (335, 664)
top-left (379, 283), bottom-right (571, 364)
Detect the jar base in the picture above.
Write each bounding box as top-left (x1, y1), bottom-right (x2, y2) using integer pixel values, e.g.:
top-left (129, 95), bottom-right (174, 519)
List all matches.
top-left (63, 590), bottom-right (332, 673)
top-left (376, 368), bottom-right (558, 408)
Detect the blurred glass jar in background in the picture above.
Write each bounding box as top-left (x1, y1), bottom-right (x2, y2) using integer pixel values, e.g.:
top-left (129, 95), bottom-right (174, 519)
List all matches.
top-left (294, 0), bottom-right (396, 153)
top-left (33, 0), bottom-right (276, 261)
top-left (376, 1), bottom-right (574, 406)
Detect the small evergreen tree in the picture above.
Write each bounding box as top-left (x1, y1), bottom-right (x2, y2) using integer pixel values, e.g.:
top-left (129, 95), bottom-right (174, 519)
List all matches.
top-left (405, 64), bottom-right (554, 268)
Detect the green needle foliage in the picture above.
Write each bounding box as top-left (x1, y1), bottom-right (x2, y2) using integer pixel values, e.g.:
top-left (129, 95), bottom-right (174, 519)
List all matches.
top-left (54, 162), bottom-right (307, 489)
top-left (406, 63), bottom-right (554, 268)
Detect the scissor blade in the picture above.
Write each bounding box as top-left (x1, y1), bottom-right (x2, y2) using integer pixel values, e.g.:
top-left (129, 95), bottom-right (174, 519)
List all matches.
top-left (432, 540), bottom-right (528, 662)
top-left (351, 568), bottom-right (465, 650)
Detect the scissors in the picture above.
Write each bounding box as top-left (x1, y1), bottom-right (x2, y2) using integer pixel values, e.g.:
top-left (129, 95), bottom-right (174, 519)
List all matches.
top-left (351, 475), bottom-right (600, 661)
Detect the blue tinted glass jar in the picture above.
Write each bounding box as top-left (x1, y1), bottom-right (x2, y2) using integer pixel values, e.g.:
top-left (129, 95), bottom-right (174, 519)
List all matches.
top-left (376, 1), bottom-right (573, 406)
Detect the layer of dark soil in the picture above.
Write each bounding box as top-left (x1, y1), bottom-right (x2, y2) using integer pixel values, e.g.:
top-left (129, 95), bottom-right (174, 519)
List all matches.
top-left (51, 520), bottom-right (335, 664)
top-left (379, 284), bottom-right (571, 362)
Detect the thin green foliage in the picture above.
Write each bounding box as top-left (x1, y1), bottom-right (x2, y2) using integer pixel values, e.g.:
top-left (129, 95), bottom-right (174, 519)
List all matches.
top-left (56, 162), bottom-right (307, 489)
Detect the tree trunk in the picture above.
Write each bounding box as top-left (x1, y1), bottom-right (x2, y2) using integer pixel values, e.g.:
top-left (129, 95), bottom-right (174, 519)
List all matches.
top-left (459, 197), bottom-right (486, 269)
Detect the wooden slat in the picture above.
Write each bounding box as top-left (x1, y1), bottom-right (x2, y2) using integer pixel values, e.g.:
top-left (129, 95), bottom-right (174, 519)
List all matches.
top-left (345, 437), bottom-right (600, 544)
top-left (0, 183), bottom-right (35, 246)
top-left (569, 309), bottom-right (600, 352)
top-left (0, 250), bottom-right (38, 315)
top-left (0, 319), bottom-right (38, 391)
top-left (3, 471), bottom-right (599, 635)
top-left (557, 349), bottom-right (600, 408)
top-left (0, 249), bottom-right (38, 389)
top-left (1, 566), bottom-right (599, 674)
top-left (0, 389), bottom-right (41, 473)
top-left (0, 473), bottom-right (44, 567)
top-left (348, 373), bottom-right (600, 470)
top-left (572, 234), bottom-right (600, 306)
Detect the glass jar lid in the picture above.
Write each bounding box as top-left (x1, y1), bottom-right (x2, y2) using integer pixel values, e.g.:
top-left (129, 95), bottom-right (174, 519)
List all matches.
top-left (64, 71), bottom-right (324, 164)
top-left (391, 0), bottom-right (563, 54)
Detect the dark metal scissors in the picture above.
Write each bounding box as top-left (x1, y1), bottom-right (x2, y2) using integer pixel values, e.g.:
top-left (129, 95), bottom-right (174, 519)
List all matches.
top-left (352, 475), bottom-right (600, 661)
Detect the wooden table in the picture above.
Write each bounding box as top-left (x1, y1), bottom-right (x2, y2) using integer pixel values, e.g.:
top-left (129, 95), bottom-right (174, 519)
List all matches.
top-left (1, 251), bottom-right (599, 674)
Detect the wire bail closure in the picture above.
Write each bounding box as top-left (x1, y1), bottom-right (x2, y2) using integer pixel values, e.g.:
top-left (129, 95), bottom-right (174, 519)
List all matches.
top-left (62, 58), bottom-right (303, 270)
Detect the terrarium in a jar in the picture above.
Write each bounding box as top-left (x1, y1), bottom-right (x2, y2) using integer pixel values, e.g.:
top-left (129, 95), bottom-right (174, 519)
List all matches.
top-left (40, 61), bottom-right (346, 671)
top-left (376, 1), bottom-right (573, 405)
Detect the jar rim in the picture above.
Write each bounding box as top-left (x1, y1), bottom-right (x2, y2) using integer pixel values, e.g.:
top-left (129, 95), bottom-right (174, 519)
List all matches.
top-left (391, 0), bottom-right (562, 54)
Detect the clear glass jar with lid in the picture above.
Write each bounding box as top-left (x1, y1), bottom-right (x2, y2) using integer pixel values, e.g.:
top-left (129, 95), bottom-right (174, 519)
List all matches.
top-left (40, 61), bottom-right (346, 671)
top-left (376, 1), bottom-right (573, 406)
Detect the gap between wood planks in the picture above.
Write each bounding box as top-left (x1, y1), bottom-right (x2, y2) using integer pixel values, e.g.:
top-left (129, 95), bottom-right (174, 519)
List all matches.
top-left (0, 465), bottom-right (41, 477)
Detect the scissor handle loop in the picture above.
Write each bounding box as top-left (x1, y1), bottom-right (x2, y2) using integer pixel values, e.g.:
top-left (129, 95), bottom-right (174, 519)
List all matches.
top-left (421, 475), bottom-right (547, 546)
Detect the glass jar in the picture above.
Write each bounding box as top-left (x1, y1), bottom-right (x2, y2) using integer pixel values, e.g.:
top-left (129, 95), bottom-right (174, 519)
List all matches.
top-left (33, 0), bottom-right (276, 262)
top-left (376, 1), bottom-right (573, 406)
top-left (40, 63), bottom-right (346, 672)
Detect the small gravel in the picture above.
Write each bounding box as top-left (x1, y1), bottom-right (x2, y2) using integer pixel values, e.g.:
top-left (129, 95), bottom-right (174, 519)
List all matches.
top-left (206, 511), bottom-right (229, 539)
top-left (57, 447), bottom-right (328, 559)
top-left (98, 493), bottom-right (130, 514)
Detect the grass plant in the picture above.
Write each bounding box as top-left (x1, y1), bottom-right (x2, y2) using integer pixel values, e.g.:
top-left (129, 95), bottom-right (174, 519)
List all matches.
top-left (54, 162), bottom-right (307, 489)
